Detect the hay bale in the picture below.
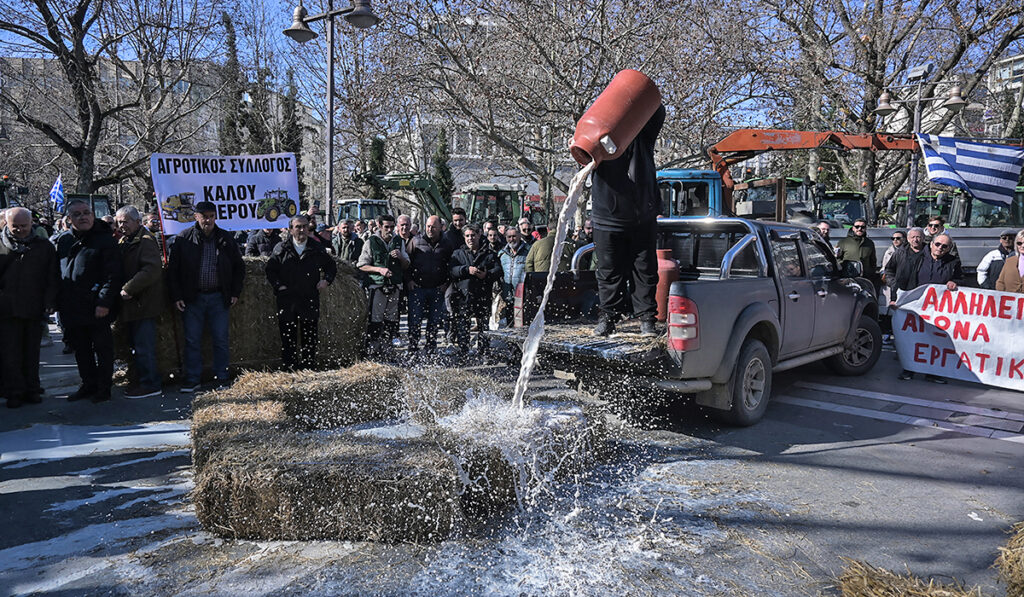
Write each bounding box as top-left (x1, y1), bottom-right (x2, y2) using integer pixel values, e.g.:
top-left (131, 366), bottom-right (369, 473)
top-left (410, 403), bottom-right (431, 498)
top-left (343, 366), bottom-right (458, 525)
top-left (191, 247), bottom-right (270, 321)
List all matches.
top-left (194, 427), bottom-right (465, 542)
top-left (191, 364), bottom-right (605, 542)
top-left (996, 522), bottom-right (1024, 596)
top-left (837, 558), bottom-right (981, 597)
top-left (115, 258), bottom-right (366, 381)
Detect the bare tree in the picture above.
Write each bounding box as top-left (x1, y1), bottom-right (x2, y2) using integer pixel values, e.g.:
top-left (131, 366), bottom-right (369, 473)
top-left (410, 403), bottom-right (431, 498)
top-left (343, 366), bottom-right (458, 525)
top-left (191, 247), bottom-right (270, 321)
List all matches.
top-left (0, 0), bottom-right (225, 194)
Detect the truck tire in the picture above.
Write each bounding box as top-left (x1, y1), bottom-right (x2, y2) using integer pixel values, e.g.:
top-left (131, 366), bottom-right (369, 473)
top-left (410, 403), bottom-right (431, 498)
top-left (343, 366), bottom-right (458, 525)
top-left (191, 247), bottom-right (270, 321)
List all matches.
top-left (721, 338), bottom-right (772, 426)
top-left (825, 315), bottom-right (881, 376)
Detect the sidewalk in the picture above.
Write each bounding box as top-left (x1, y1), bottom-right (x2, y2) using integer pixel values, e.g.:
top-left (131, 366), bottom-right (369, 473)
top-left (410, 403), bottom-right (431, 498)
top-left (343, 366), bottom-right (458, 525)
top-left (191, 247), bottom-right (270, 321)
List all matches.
top-left (1, 325), bottom-right (192, 433)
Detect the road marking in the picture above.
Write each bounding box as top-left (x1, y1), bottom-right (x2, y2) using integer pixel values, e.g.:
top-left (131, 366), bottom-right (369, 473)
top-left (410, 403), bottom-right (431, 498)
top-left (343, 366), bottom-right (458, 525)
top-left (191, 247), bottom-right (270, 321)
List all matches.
top-left (794, 381), bottom-right (1024, 423)
top-left (775, 395), bottom-right (1024, 444)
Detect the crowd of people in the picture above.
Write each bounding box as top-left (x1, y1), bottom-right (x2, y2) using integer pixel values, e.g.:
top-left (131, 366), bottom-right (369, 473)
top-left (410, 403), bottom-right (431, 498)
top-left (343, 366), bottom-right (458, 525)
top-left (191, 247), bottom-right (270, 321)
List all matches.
top-left (821, 215), bottom-right (1024, 383)
top-left (0, 200), bottom-right (596, 408)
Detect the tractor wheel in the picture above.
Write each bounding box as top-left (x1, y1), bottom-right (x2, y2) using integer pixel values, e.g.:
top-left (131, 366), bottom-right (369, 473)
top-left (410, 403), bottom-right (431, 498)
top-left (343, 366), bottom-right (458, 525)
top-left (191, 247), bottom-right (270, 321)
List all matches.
top-left (266, 206), bottom-right (281, 222)
top-left (285, 202), bottom-right (297, 217)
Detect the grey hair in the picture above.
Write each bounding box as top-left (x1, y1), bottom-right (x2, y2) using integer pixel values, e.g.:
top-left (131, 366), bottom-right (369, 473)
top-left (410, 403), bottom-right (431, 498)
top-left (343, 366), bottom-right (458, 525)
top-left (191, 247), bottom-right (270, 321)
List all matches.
top-left (289, 215), bottom-right (309, 226)
top-left (5, 206), bottom-right (29, 222)
top-left (115, 205), bottom-right (142, 222)
top-left (908, 227), bottom-right (925, 236)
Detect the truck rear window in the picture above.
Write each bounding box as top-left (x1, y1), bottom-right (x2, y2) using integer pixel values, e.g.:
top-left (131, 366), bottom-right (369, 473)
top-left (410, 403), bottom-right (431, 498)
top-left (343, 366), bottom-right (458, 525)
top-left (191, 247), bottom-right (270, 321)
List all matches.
top-left (660, 230), bottom-right (761, 279)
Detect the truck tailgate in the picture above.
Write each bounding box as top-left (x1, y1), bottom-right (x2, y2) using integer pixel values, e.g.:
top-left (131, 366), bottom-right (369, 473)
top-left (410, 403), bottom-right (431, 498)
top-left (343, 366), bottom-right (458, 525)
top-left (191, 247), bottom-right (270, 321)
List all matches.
top-left (487, 320), bottom-right (666, 364)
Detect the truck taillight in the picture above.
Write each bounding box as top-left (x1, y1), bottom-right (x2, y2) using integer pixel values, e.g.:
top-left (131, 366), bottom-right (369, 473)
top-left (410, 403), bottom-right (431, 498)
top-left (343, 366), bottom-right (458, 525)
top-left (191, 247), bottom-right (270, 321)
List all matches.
top-left (514, 282), bottom-right (524, 327)
top-left (667, 295), bottom-right (699, 352)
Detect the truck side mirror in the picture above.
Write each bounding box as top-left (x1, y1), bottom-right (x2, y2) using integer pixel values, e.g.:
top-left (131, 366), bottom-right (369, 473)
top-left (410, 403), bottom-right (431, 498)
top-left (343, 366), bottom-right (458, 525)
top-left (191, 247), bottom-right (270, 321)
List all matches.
top-left (840, 260), bottom-right (863, 278)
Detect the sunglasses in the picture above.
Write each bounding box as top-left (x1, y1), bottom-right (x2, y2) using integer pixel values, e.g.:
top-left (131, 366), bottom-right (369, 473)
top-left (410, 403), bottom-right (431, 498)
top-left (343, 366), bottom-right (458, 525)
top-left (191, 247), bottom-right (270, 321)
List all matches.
top-left (933, 242), bottom-right (950, 249)
top-left (928, 223), bottom-right (941, 228)
top-left (892, 236), bottom-right (905, 241)
top-left (1017, 241), bottom-right (1024, 246)
top-left (852, 225), bottom-right (865, 229)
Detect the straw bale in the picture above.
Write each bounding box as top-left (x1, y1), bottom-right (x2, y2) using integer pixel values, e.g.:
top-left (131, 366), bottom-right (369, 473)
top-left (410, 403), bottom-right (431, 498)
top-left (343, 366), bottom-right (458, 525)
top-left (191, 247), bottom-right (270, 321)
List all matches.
top-left (837, 558), bottom-right (981, 597)
top-left (114, 258), bottom-right (366, 381)
top-left (191, 364), bottom-right (605, 542)
top-left (996, 521), bottom-right (1024, 596)
top-left (194, 428), bottom-right (465, 542)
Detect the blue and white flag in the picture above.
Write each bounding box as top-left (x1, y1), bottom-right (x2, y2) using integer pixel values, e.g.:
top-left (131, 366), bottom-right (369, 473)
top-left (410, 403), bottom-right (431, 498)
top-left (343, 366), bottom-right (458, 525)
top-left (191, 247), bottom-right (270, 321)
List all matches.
top-left (49, 174), bottom-right (64, 212)
top-left (917, 134), bottom-right (1024, 206)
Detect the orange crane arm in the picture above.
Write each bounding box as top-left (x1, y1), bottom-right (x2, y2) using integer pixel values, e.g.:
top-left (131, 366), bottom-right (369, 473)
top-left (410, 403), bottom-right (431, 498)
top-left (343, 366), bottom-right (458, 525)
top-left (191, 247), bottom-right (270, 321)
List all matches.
top-left (706, 129), bottom-right (918, 215)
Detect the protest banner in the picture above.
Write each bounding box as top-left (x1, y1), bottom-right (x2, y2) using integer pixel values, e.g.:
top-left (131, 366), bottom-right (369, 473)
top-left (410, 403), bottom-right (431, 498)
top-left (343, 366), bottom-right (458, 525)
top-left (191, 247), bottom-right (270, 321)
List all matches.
top-left (150, 153), bottom-right (300, 235)
top-left (893, 284), bottom-right (1024, 391)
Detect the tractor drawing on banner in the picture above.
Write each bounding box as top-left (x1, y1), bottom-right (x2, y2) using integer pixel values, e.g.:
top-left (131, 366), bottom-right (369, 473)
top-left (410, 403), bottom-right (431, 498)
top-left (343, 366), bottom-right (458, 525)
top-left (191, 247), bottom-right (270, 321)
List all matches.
top-left (257, 188), bottom-right (297, 222)
top-left (161, 192), bottom-right (196, 223)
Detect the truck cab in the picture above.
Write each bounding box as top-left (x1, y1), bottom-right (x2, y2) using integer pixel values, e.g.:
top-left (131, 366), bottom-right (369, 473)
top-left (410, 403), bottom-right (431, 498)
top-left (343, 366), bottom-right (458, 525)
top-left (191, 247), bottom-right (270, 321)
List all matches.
top-left (337, 199), bottom-right (391, 223)
top-left (656, 169), bottom-right (723, 217)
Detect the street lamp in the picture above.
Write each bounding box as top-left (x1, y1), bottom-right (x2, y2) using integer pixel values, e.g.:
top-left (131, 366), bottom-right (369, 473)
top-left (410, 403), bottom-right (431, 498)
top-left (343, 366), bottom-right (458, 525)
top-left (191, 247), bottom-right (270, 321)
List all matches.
top-left (874, 64), bottom-right (967, 228)
top-left (284, 0), bottom-right (380, 225)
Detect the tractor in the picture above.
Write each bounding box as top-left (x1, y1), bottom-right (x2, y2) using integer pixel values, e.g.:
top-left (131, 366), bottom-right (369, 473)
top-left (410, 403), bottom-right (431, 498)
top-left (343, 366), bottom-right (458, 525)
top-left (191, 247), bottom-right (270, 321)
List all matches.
top-left (161, 192), bottom-right (196, 223)
top-left (257, 188), bottom-right (297, 222)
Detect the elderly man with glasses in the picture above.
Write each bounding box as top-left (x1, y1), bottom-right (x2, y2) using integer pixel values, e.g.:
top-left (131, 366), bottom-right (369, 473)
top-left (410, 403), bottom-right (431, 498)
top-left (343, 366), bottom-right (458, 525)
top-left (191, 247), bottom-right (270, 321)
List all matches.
top-left (891, 232), bottom-right (962, 383)
top-left (836, 218), bottom-right (878, 283)
top-left (924, 216), bottom-right (958, 258)
top-left (977, 229), bottom-right (1016, 290)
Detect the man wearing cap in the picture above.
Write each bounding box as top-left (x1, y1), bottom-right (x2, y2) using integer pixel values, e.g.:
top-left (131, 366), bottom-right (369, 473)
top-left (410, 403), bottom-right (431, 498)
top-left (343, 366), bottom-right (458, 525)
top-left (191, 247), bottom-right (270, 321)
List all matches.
top-left (977, 229), bottom-right (1016, 290)
top-left (167, 201), bottom-right (244, 391)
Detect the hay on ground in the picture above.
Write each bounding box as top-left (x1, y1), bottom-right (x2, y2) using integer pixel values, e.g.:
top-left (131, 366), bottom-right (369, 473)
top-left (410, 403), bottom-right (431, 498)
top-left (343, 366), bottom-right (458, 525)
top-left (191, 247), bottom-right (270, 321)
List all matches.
top-left (191, 364), bottom-right (606, 542)
top-left (837, 558), bottom-right (981, 597)
top-left (115, 258), bottom-right (366, 382)
top-left (996, 521), bottom-right (1024, 596)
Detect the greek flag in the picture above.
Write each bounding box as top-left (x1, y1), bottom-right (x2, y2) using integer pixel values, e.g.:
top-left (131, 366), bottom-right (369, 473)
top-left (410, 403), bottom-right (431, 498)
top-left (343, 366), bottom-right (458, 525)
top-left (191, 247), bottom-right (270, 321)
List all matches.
top-left (917, 134), bottom-right (1024, 206)
top-left (49, 174), bottom-right (64, 212)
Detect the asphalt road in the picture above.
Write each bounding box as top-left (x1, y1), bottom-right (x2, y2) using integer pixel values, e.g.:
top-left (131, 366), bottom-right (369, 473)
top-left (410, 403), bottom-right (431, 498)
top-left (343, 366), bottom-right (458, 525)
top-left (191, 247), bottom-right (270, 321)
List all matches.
top-left (0, 331), bottom-right (1020, 595)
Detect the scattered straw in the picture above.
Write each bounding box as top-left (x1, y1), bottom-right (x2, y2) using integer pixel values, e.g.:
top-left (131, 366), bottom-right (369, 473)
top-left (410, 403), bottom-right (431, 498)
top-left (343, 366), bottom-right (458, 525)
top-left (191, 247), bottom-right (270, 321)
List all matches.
top-left (837, 558), bottom-right (981, 597)
top-left (996, 521), bottom-right (1024, 596)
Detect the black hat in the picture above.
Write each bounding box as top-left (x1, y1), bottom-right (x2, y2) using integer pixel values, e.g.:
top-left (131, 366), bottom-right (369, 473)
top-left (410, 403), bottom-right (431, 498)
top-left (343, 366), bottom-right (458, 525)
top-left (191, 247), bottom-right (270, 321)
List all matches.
top-left (194, 201), bottom-right (217, 214)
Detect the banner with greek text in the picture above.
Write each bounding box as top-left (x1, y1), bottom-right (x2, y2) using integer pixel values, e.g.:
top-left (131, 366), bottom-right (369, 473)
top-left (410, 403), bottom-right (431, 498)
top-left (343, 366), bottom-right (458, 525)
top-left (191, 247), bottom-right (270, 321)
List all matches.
top-left (893, 284), bottom-right (1024, 390)
top-left (150, 153), bottom-right (300, 235)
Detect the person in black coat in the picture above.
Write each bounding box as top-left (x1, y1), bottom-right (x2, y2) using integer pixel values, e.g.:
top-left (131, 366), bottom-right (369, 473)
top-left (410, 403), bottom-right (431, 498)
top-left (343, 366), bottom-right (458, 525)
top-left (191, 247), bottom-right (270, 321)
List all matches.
top-left (57, 199), bottom-right (122, 403)
top-left (407, 215), bottom-right (452, 353)
top-left (245, 228), bottom-right (282, 257)
top-left (265, 216), bottom-right (337, 370)
top-left (449, 224), bottom-right (501, 354)
top-left (0, 207), bottom-right (59, 407)
top-left (166, 201), bottom-right (245, 391)
top-left (590, 103), bottom-right (665, 337)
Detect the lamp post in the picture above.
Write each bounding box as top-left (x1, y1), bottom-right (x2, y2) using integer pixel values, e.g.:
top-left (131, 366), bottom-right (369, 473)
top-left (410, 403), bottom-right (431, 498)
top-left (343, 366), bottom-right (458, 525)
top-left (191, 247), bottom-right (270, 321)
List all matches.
top-left (874, 63), bottom-right (967, 228)
top-left (284, 0), bottom-right (379, 226)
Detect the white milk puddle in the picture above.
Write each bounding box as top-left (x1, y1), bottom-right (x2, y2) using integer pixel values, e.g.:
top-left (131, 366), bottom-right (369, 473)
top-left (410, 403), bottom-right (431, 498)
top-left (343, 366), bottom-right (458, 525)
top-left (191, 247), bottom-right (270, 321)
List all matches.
top-left (0, 421), bottom-right (190, 466)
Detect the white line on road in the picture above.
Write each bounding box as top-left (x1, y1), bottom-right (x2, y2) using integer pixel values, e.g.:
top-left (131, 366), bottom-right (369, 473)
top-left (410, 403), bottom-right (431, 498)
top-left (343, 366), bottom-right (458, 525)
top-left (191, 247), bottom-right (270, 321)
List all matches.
top-left (775, 394), bottom-right (1024, 444)
top-left (793, 381), bottom-right (1024, 423)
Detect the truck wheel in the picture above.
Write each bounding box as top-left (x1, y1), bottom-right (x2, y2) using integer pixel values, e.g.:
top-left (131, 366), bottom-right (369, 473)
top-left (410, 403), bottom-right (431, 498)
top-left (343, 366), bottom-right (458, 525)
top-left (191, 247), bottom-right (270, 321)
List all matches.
top-left (266, 206), bottom-right (281, 222)
top-left (286, 202), bottom-right (297, 217)
top-left (825, 315), bottom-right (881, 376)
top-left (721, 338), bottom-right (772, 426)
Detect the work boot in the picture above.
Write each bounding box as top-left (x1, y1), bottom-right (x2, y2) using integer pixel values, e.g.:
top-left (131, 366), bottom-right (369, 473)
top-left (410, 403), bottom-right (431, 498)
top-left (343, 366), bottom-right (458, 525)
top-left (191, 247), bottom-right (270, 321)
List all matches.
top-left (6, 397), bottom-right (23, 409)
top-left (68, 385), bottom-right (95, 402)
top-left (898, 370), bottom-right (913, 381)
top-left (594, 316), bottom-right (616, 337)
top-left (91, 387), bottom-right (112, 403)
top-left (640, 319), bottom-right (658, 337)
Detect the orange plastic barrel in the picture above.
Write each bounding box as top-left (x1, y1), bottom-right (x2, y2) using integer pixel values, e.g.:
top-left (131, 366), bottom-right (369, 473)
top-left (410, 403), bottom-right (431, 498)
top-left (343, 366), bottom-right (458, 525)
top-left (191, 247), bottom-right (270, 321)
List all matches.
top-left (655, 248), bottom-right (679, 322)
top-left (570, 70), bottom-right (662, 166)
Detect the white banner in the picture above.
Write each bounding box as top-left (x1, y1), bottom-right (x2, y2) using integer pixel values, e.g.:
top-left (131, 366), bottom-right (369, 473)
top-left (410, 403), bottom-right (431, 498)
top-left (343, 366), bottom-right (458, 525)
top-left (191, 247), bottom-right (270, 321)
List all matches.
top-left (893, 284), bottom-right (1024, 390)
top-left (150, 153), bottom-right (300, 235)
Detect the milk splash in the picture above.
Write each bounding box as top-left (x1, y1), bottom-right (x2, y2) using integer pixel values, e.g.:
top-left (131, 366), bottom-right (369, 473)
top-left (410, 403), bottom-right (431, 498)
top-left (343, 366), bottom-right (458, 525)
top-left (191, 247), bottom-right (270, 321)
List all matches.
top-left (512, 161), bottom-right (598, 408)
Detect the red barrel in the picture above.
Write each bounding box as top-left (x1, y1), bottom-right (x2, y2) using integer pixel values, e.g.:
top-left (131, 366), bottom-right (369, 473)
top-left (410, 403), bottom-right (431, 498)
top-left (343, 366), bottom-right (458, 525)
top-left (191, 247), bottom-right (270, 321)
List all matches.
top-left (655, 248), bottom-right (679, 322)
top-left (570, 70), bottom-right (662, 166)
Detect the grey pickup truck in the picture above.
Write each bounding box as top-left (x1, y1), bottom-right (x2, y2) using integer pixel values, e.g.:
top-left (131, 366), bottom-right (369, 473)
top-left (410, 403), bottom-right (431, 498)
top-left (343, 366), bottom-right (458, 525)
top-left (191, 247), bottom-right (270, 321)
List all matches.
top-left (488, 217), bottom-right (882, 425)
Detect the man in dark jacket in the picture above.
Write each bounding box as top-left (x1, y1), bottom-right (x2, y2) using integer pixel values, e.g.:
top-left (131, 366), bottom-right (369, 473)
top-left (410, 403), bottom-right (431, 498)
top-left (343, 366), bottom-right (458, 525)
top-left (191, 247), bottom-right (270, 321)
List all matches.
top-left (245, 228), bottom-right (282, 257)
top-left (332, 219), bottom-right (364, 266)
top-left (0, 207), bottom-right (59, 407)
top-left (884, 227), bottom-right (928, 304)
top-left (444, 207), bottom-right (468, 249)
top-left (590, 103), bottom-right (666, 337)
top-left (836, 218), bottom-right (878, 284)
top-left (265, 215), bottom-right (337, 370)
top-left (58, 199), bottom-right (121, 403)
top-left (357, 214), bottom-right (409, 357)
top-left (891, 231), bottom-right (962, 383)
top-left (450, 224), bottom-right (501, 355)
top-left (166, 201), bottom-right (244, 391)
top-left (115, 205), bottom-right (165, 399)
top-left (407, 215), bottom-right (452, 353)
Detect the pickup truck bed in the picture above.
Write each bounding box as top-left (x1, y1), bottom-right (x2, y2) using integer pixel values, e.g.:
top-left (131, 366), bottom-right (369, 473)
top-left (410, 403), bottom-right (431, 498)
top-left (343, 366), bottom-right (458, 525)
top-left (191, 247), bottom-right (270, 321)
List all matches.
top-left (490, 319), bottom-right (665, 365)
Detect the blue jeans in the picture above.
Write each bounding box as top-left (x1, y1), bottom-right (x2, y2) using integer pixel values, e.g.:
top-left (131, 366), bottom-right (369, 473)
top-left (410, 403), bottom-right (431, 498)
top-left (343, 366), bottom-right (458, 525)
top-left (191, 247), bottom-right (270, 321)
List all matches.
top-left (407, 286), bottom-right (445, 349)
top-left (182, 292), bottom-right (230, 384)
top-left (128, 318), bottom-right (160, 388)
